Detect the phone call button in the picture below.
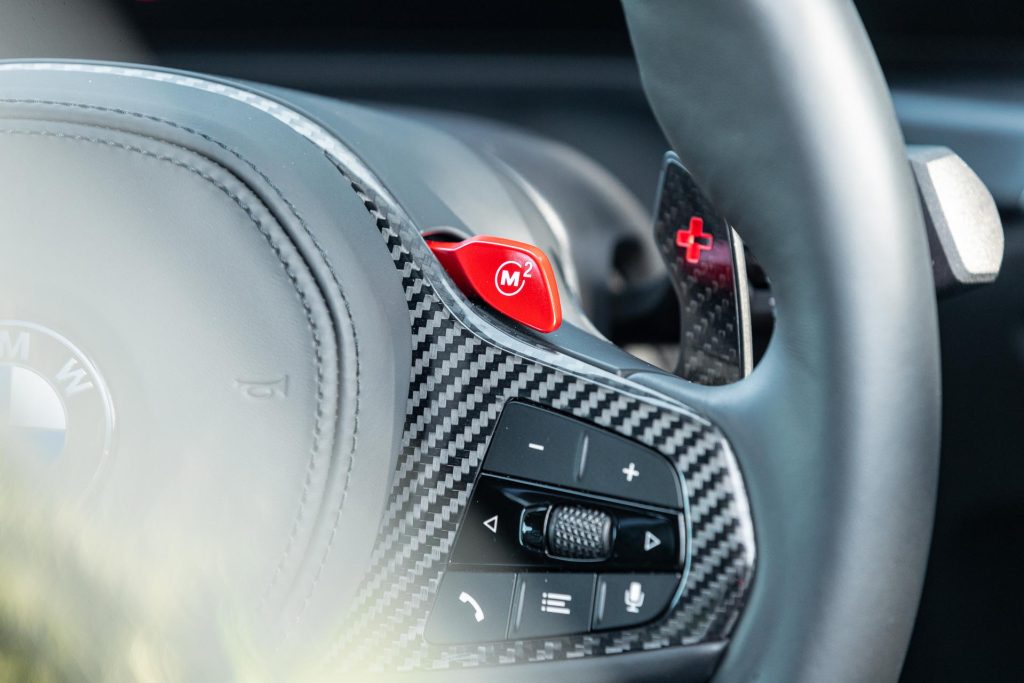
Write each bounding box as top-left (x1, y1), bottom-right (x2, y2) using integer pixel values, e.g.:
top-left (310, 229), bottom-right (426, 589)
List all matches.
top-left (425, 571), bottom-right (516, 644)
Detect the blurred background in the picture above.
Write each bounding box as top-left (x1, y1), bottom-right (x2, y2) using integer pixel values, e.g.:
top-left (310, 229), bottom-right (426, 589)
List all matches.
top-left (1, 1), bottom-right (1021, 679)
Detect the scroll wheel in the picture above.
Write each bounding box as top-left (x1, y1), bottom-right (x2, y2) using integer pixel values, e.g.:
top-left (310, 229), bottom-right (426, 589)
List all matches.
top-left (546, 505), bottom-right (614, 561)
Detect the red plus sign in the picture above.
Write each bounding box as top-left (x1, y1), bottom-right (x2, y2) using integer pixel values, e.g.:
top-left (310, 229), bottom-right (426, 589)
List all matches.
top-left (676, 216), bottom-right (714, 264)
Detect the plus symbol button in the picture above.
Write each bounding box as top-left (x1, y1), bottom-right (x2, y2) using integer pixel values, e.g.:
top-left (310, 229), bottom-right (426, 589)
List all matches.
top-left (675, 216), bottom-right (714, 264)
top-left (622, 462), bottom-right (640, 482)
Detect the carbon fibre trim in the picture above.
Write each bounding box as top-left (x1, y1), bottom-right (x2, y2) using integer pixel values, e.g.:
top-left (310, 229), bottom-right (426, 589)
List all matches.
top-left (322, 164), bottom-right (756, 672)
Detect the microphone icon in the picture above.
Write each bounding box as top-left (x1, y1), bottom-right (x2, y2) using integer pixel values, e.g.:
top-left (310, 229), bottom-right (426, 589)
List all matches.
top-left (624, 581), bottom-right (646, 614)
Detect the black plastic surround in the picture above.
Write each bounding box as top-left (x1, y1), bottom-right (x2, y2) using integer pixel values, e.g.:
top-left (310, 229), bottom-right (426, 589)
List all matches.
top-left (426, 402), bottom-right (689, 644)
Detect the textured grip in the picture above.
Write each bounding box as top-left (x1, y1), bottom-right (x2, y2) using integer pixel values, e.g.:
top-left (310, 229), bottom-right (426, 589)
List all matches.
top-left (546, 505), bottom-right (613, 560)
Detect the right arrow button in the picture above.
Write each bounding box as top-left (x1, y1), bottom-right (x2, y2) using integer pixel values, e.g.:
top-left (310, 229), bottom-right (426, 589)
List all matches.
top-left (614, 513), bottom-right (683, 570)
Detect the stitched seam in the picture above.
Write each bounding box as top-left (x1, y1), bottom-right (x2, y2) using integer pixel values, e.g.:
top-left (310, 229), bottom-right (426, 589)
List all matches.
top-left (0, 98), bottom-right (361, 602)
top-left (0, 124), bottom-right (335, 594)
top-left (321, 156), bottom-right (411, 669)
top-left (295, 154), bottom-right (390, 612)
top-left (322, 154), bottom-right (410, 606)
top-left (293, 148), bottom-right (409, 617)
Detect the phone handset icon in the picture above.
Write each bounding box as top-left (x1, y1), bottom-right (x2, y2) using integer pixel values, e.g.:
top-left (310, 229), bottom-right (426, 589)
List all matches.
top-left (458, 591), bottom-right (486, 623)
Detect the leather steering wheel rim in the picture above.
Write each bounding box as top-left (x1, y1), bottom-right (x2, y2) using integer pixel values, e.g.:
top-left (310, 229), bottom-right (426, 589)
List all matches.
top-left (623, 0), bottom-right (941, 680)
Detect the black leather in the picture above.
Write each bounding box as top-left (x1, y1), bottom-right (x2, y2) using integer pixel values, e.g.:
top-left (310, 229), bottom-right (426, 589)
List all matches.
top-left (623, 0), bottom-right (941, 680)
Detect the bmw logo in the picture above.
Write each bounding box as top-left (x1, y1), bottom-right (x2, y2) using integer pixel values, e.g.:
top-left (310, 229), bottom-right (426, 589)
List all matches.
top-left (0, 321), bottom-right (113, 497)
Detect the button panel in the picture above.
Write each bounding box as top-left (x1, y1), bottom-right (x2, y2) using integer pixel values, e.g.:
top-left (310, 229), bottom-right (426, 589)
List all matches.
top-left (428, 402), bottom-right (689, 644)
top-left (482, 402), bottom-right (683, 509)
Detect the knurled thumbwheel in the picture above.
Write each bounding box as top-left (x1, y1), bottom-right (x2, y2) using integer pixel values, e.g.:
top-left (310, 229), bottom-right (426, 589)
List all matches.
top-left (546, 505), bottom-right (613, 560)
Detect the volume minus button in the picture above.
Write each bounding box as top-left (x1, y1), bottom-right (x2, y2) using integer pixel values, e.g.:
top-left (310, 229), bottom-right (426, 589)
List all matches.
top-left (482, 403), bottom-right (585, 486)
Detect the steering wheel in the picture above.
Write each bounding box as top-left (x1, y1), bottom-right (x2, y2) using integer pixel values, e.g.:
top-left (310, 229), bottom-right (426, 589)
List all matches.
top-left (0, 1), bottom-right (939, 681)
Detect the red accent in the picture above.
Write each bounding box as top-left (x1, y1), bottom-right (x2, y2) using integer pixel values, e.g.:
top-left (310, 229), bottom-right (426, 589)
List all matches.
top-left (675, 217), bottom-right (714, 264)
top-left (427, 235), bottom-right (563, 333)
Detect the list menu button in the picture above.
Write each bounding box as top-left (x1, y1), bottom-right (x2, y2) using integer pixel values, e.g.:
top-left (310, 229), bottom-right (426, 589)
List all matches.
top-left (509, 572), bottom-right (596, 639)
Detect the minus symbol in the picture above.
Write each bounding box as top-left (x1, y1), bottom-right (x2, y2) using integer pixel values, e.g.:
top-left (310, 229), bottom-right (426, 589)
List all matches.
top-left (528, 443), bottom-right (545, 452)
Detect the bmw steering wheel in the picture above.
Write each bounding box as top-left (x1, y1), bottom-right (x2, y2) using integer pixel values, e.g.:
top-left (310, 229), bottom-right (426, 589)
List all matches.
top-left (0, 0), bottom-right (939, 681)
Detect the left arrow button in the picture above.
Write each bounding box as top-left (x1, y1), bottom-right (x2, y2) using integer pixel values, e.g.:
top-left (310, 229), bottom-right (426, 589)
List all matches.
top-left (450, 476), bottom-right (537, 567)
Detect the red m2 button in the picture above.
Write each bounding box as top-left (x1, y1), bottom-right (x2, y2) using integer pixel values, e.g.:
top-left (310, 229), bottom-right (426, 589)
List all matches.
top-left (495, 260), bottom-right (534, 296)
top-left (427, 235), bottom-right (562, 333)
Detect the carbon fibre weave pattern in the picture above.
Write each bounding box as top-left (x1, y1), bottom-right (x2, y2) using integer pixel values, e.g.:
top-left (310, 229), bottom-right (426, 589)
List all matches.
top-left (653, 154), bottom-right (752, 385)
top-left (322, 166), bottom-right (756, 672)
